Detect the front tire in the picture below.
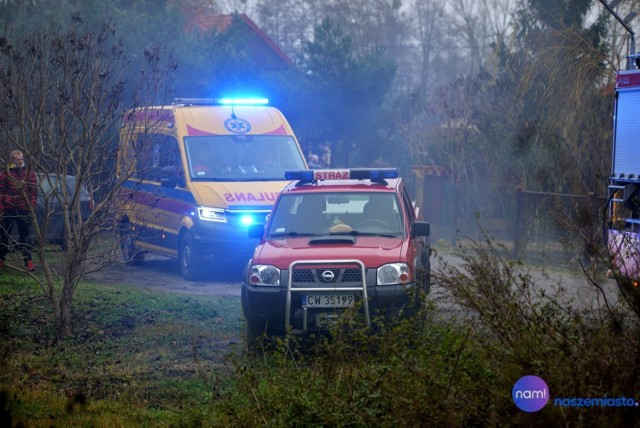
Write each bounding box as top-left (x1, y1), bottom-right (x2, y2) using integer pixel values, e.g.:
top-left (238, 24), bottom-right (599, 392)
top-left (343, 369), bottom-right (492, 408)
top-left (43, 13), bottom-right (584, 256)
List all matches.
top-left (416, 252), bottom-right (431, 295)
top-left (179, 230), bottom-right (205, 280)
top-left (241, 284), bottom-right (268, 353)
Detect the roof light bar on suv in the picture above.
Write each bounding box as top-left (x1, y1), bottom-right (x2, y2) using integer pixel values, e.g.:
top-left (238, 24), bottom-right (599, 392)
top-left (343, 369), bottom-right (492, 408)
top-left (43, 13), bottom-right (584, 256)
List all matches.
top-left (172, 98), bottom-right (269, 106)
top-left (285, 168), bottom-right (398, 183)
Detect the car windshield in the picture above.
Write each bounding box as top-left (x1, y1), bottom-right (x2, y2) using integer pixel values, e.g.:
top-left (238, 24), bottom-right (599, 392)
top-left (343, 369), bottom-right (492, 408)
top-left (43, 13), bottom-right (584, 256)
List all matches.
top-left (38, 174), bottom-right (90, 199)
top-left (184, 135), bottom-right (306, 181)
top-left (267, 192), bottom-right (404, 238)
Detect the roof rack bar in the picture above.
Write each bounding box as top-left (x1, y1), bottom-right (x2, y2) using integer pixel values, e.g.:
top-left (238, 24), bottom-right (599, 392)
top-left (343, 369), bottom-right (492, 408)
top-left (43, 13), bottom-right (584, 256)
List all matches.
top-left (172, 98), bottom-right (218, 105)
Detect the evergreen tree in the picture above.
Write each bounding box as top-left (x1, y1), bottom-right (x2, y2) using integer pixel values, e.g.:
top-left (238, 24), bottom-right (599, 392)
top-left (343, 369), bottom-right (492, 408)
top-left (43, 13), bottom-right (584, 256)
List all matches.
top-left (293, 18), bottom-right (396, 166)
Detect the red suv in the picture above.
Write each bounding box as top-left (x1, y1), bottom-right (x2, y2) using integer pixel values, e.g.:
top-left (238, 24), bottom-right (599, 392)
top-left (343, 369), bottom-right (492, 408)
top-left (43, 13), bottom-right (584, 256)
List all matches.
top-left (241, 168), bottom-right (431, 338)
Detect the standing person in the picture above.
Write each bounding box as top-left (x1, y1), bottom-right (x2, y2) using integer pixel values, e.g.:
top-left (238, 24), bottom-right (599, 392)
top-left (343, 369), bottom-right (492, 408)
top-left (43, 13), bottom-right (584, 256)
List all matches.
top-left (0, 150), bottom-right (38, 271)
top-left (307, 154), bottom-right (322, 169)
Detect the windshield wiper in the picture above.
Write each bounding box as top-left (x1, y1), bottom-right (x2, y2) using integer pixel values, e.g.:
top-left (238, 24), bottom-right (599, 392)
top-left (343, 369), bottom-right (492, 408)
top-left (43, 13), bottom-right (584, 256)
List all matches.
top-left (269, 231), bottom-right (321, 238)
top-left (347, 230), bottom-right (400, 238)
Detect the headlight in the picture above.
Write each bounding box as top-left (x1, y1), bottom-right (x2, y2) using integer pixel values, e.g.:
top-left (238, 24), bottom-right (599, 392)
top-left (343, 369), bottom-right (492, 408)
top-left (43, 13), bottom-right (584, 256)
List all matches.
top-left (197, 206), bottom-right (227, 222)
top-left (249, 265), bottom-right (280, 286)
top-left (377, 263), bottom-right (410, 285)
top-left (240, 214), bottom-right (254, 226)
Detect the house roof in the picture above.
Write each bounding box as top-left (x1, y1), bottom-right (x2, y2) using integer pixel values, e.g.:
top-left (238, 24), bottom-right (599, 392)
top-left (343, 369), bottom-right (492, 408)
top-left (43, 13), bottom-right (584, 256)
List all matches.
top-left (190, 13), bottom-right (292, 67)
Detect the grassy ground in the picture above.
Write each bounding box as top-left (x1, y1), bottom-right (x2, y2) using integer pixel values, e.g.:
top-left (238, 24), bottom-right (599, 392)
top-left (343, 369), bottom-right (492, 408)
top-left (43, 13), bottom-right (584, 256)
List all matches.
top-left (1, 239), bottom-right (640, 427)
top-left (0, 271), bottom-right (242, 427)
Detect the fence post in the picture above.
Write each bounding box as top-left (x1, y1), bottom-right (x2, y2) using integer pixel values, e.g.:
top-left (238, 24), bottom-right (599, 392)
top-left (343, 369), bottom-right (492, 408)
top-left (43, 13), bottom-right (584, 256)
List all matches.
top-left (513, 187), bottom-right (523, 259)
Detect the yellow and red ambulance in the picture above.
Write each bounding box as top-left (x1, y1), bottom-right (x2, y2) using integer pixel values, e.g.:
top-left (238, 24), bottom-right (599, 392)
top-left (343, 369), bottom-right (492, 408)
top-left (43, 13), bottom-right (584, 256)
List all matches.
top-left (117, 98), bottom-right (307, 280)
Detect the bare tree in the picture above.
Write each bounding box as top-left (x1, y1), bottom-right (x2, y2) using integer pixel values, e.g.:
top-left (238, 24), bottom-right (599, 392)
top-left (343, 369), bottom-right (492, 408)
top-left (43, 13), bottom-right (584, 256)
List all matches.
top-left (251, 0), bottom-right (319, 59)
top-left (400, 0), bottom-right (613, 230)
top-left (448, 0), bottom-right (515, 73)
top-left (0, 16), bottom-right (174, 337)
top-left (408, 0), bottom-right (450, 98)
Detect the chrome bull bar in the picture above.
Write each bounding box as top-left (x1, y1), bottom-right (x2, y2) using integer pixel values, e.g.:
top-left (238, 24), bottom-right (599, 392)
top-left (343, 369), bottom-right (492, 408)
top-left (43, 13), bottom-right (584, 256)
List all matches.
top-left (285, 259), bottom-right (370, 334)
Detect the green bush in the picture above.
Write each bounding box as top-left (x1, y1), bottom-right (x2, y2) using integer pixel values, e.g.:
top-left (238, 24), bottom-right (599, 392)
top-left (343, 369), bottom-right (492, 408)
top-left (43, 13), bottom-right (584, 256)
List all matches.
top-left (1, 238), bottom-right (639, 426)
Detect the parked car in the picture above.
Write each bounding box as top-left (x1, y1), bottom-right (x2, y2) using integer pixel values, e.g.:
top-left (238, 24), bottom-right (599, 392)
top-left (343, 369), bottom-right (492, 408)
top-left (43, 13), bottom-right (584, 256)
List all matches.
top-left (9, 173), bottom-right (93, 248)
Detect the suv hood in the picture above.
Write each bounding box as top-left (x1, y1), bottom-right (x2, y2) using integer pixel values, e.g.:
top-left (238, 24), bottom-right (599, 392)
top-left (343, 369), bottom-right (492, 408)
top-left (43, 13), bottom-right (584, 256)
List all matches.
top-left (252, 236), bottom-right (406, 268)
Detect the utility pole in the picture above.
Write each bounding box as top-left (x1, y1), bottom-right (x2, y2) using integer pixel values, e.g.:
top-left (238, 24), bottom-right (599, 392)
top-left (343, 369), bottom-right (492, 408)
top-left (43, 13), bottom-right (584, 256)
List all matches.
top-left (598, 0), bottom-right (638, 69)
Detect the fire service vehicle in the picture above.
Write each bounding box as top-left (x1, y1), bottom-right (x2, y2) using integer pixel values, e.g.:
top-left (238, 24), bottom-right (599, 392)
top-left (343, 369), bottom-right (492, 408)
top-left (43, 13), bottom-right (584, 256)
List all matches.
top-left (241, 168), bottom-right (431, 338)
top-left (603, 1), bottom-right (640, 282)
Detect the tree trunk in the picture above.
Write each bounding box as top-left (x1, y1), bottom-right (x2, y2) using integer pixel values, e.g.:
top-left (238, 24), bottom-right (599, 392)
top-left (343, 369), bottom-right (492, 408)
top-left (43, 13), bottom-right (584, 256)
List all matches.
top-left (58, 281), bottom-right (75, 338)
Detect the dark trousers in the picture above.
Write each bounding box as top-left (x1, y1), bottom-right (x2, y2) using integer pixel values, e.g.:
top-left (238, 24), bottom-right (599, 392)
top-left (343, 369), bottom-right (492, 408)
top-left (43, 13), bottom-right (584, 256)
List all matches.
top-left (0, 209), bottom-right (33, 262)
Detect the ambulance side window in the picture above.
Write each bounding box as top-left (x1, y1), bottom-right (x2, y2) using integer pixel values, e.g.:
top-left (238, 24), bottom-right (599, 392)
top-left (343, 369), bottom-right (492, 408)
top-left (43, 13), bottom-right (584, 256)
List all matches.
top-left (135, 134), bottom-right (180, 181)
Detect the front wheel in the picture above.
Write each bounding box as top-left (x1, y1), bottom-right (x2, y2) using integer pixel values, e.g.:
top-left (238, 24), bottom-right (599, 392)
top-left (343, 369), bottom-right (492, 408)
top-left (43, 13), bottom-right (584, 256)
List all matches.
top-left (416, 248), bottom-right (431, 296)
top-left (241, 285), bottom-right (268, 353)
top-left (179, 230), bottom-right (205, 280)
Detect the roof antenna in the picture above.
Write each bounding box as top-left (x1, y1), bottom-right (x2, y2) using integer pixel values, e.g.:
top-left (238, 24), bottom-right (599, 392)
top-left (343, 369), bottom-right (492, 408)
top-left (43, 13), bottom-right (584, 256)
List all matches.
top-left (231, 105), bottom-right (237, 120)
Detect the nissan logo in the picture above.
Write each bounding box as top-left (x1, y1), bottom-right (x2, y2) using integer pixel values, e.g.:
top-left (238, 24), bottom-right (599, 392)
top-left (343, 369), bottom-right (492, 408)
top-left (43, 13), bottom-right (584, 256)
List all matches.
top-left (321, 270), bottom-right (335, 282)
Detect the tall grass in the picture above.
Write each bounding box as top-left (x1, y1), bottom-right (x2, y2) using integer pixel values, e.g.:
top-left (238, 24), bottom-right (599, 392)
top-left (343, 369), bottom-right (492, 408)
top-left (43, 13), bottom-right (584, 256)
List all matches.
top-left (1, 239), bottom-right (638, 427)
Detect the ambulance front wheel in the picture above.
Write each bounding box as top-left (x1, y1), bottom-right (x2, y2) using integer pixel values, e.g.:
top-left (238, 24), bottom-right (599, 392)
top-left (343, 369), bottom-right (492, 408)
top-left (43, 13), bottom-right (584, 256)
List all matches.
top-left (179, 230), bottom-right (205, 280)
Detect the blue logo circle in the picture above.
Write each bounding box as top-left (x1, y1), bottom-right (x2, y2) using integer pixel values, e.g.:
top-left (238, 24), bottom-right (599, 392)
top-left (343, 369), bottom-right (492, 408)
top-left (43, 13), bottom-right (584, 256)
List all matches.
top-left (224, 117), bottom-right (251, 134)
top-left (512, 375), bottom-right (549, 412)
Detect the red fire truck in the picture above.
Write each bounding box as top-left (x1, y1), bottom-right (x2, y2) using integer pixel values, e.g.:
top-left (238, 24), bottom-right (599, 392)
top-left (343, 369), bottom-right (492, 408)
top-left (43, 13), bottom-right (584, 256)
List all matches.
top-left (602, 1), bottom-right (640, 281)
top-left (607, 64), bottom-right (640, 280)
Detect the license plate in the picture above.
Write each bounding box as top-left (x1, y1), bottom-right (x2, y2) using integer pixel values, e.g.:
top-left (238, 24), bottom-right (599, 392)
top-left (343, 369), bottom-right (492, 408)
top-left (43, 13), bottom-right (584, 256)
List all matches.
top-left (302, 294), bottom-right (355, 308)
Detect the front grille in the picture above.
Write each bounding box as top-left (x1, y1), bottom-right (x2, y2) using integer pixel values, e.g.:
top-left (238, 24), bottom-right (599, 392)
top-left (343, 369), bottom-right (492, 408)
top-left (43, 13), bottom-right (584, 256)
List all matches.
top-left (342, 269), bottom-right (362, 282)
top-left (292, 268), bottom-right (362, 284)
top-left (292, 269), bottom-right (315, 283)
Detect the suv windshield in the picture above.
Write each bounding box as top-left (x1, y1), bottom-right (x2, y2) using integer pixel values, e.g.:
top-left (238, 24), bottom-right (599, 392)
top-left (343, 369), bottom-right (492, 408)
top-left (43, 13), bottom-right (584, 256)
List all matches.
top-left (268, 192), bottom-right (404, 237)
top-left (185, 135), bottom-right (306, 181)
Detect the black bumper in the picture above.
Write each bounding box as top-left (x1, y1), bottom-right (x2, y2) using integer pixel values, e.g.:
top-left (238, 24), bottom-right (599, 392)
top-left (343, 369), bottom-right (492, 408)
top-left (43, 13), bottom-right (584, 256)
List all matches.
top-left (241, 279), bottom-right (414, 334)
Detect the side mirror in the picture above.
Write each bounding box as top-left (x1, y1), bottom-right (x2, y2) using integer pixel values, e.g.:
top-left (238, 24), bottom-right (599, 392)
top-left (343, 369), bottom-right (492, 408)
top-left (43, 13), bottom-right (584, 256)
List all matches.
top-left (161, 165), bottom-right (177, 177)
top-left (411, 221), bottom-right (430, 238)
top-left (160, 166), bottom-right (187, 188)
top-left (248, 223), bottom-right (265, 239)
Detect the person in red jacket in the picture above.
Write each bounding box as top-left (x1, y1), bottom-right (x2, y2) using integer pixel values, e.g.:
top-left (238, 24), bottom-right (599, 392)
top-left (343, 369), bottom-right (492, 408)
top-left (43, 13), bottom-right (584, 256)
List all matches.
top-left (0, 150), bottom-right (38, 271)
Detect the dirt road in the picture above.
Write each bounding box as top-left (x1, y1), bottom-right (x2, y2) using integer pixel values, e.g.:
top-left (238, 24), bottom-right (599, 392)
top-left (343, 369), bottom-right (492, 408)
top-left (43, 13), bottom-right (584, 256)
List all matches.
top-left (83, 253), bottom-right (243, 297)
top-left (82, 251), bottom-right (618, 313)
top-left (430, 252), bottom-right (619, 313)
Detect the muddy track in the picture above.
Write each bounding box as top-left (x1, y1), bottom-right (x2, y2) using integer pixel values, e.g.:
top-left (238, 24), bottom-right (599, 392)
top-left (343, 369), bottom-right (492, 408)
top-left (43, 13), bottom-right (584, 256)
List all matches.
top-left (83, 253), bottom-right (243, 297)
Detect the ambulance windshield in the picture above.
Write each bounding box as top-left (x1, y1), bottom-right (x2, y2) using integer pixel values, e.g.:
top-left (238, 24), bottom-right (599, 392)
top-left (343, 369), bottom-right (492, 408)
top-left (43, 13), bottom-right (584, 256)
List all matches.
top-left (184, 135), bottom-right (306, 181)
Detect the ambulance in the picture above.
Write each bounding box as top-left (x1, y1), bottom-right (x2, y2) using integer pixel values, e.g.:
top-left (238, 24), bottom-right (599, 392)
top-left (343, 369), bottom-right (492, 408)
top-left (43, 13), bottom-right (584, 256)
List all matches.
top-left (117, 98), bottom-right (307, 280)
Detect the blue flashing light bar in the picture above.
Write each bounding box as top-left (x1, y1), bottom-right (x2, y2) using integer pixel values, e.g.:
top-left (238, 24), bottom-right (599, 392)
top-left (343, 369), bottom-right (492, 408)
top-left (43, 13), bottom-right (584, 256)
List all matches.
top-left (217, 97), bottom-right (269, 106)
top-left (285, 168), bottom-right (398, 182)
top-left (351, 168), bottom-right (398, 180)
top-left (172, 98), bottom-right (269, 106)
top-left (285, 170), bottom-right (315, 181)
